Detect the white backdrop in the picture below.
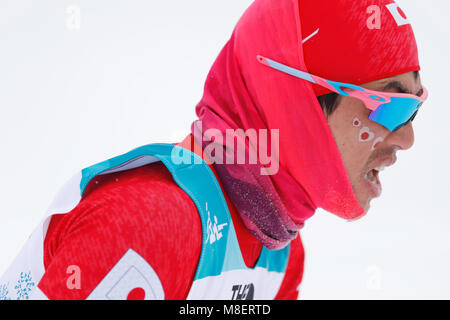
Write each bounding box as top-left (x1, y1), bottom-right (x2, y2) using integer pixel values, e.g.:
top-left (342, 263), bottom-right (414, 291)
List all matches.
top-left (0, 0), bottom-right (448, 299)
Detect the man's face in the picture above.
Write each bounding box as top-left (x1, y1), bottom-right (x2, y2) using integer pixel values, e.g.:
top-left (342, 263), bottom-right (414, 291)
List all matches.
top-left (326, 71), bottom-right (424, 212)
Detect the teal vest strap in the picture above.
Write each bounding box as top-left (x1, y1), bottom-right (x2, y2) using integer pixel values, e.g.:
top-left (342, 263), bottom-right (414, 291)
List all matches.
top-left (79, 143), bottom-right (289, 281)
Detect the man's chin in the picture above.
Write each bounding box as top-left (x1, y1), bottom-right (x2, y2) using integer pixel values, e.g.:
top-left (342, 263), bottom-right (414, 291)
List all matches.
top-left (354, 190), bottom-right (372, 214)
top-left (360, 196), bottom-right (372, 214)
top-left (354, 177), bottom-right (379, 214)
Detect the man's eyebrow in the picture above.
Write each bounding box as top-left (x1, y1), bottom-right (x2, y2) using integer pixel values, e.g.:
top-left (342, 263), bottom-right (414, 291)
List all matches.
top-left (383, 80), bottom-right (423, 97)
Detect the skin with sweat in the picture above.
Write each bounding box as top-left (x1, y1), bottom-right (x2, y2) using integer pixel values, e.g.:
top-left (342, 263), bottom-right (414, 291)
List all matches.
top-left (326, 71), bottom-right (424, 213)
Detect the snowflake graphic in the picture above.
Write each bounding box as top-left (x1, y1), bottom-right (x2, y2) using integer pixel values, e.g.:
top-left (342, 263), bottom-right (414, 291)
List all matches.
top-left (14, 272), bottom-right (35, 300)
top-left (0, 283), bottom-right (11, 300)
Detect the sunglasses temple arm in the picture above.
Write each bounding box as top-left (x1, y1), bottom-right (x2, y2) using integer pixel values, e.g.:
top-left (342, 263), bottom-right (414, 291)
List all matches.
top-left (256, 55), bottom-right (352, 96)
top-left (256, 55), bottom-right (317, 84)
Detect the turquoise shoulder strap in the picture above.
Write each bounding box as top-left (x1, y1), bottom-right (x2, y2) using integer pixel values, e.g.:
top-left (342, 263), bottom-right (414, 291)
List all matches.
top-left (79, 143), bottom-right (289, 280)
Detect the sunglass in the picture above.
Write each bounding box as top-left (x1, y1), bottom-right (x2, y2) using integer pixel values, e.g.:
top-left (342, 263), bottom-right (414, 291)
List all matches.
top-left (257, 55), bottom-right (428, 132)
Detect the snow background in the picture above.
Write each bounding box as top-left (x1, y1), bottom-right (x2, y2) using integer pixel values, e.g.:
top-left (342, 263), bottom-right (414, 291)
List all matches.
top-left (0, 0), bottom-right (448, 299)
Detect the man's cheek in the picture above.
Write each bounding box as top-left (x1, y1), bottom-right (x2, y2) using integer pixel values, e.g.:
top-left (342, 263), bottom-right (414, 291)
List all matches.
top-left (352, 116), bottom-right (385, 151)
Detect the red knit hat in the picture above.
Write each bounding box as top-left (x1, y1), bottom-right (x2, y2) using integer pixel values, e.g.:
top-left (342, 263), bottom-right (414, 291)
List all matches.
top-left (299, 0), bottom-right (420, 96)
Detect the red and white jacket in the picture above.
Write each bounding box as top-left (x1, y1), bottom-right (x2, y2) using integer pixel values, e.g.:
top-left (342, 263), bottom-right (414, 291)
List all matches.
top-left (0, 142), bottom-right (304, 300)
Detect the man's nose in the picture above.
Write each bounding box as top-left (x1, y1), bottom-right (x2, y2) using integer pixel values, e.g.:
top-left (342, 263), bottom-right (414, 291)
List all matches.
top-left (385, 121), bottom-right (415, 150)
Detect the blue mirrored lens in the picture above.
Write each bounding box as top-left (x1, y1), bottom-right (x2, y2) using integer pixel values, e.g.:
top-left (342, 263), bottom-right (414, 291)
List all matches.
top-left (368, 96), bottom-right (421, 132)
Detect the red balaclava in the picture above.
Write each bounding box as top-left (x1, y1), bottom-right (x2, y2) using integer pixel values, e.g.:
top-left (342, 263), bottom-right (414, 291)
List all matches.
top-left (191, 0), bottom-right (420, 249)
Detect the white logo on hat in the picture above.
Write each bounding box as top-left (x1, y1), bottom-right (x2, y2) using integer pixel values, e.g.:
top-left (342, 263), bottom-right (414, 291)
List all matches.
top-left (302, 28), bottom-right (320, 44)
top-left (385, 3), bottom-right (410, 27)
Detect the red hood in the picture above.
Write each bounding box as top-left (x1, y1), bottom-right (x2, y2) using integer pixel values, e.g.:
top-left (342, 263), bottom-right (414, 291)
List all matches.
top-left (190, 0), bottom-right (420, 248)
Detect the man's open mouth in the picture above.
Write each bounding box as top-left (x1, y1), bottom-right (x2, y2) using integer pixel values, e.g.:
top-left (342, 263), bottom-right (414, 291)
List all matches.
top-left (364, 168), bottom-right (382, 197)
top-left (363, 157), bottom-right (396, 198)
